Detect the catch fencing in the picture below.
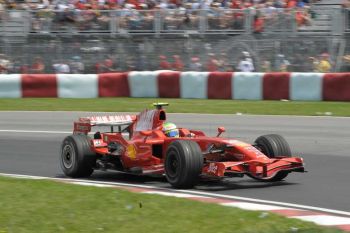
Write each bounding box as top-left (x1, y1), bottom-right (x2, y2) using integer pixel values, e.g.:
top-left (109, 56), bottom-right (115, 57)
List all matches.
top-left (0, 36), bottom-right (342, 73)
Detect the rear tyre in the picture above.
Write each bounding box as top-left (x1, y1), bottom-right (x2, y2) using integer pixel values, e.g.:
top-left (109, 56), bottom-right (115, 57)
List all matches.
top-left (251, 134), bottom-right (291, 181)
top-left (165, 140), bottom-right (203, 189)
top-left (60, 135), bottom-right (96, 178)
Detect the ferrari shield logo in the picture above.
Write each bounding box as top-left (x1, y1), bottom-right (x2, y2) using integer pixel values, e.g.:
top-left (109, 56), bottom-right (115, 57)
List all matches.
top-left (127, 144), bottom-right (137, 160)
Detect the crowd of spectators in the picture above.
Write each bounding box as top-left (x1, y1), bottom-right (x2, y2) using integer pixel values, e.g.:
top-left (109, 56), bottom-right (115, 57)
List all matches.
top-left (0, 50), bottom-right (335, 74)
top-left (0, 0), bottom-right (345, 73)
top-left (0, 0), bottom-right (320, 12)
top-left (0, 0), bottom-right (321, 33)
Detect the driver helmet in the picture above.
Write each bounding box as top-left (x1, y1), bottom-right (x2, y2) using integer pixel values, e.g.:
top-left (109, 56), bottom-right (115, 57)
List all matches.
top-left (162, 122), bottom-right (179, 138)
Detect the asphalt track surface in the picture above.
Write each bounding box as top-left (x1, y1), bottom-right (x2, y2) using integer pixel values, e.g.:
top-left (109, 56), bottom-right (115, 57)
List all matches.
top-left (0, 111), bottom-right (349, 213)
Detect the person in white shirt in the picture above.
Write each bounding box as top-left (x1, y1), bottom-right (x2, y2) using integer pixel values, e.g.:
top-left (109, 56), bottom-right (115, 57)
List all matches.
top-left (70, 56), bottom-right (84, 74)
top-left (189, 57), bottom-right (202, 71)
top-left (237, 59), bottom-right (254, 72)
top-left (237, 51), bottom-right (255, 72)
top-left (0, 54), bottom-right (12, 74)
top-left (53, 60), bottom-right (70, 73)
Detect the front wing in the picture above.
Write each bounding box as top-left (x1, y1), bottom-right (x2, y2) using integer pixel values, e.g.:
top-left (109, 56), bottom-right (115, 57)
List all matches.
top-left (202, 157), bottom-right (305, 178)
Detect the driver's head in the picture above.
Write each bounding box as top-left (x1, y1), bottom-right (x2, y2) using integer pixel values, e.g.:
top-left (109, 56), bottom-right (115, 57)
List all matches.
top-left (162, 122), bottom-right (179, 138)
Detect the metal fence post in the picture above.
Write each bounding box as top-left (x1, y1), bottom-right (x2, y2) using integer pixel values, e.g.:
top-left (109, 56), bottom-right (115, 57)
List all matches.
top-left (332, 7), bottom-right (344, 36)
top-left (334, 38), bottom-right (346, 72)
top-left (0, 14), bottom-right (3, 37)
top-left (110, 11), bottom-right (117, 36)
top-left (154, 10), bottom-right (161, 38)
top-left (291, 10), bottom-right (297, 36)
top-left (345, 9), bottom-right (349, 32)
top-left (199, 9), bottom-right (207, 34)
top-left (244, 8), bottom-right (251, 34)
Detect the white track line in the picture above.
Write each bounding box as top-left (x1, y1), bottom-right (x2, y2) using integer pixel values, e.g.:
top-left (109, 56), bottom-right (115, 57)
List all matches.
top-left (291, 215), bottom-right (350, 226)
top-left (143, 191), bottom-right (206, 198)
top-left (3, 173), bottom-right (350, 231)
top-left (69, 181), bottom-right (116, 188)
top-left (1, 172), bottom-right (350, 217)
top-left (222, 202), bottom-right (295, 211)
top-left (170, 190), bottom-right (350, 217)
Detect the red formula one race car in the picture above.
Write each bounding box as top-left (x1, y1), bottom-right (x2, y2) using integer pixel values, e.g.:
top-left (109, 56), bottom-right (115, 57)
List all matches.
top-left (60, 103), bottom-right (305, 188)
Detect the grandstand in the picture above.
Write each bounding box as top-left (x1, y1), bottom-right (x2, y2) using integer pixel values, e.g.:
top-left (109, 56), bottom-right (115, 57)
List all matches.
top-left (0, 0), bottom-right (349, 73)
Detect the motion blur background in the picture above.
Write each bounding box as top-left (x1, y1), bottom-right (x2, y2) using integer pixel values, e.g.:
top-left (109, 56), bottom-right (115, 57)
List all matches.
top-left (1, 0), bottom-right (350, 73)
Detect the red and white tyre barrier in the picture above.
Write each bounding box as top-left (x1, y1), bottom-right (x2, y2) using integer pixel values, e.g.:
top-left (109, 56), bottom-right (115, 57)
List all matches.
top-left (1, 72), bottom-right (350, 101)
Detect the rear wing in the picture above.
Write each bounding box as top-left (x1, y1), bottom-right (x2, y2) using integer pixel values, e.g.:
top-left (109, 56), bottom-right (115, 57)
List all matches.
top-left (74, 115), bottom-right (136, 134)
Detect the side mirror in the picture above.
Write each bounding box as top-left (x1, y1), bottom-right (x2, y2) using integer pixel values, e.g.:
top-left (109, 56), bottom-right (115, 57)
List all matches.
top-left (140, 131), bottom-right (152, 137)
top-left (216, 127), bottom-right (225, 137)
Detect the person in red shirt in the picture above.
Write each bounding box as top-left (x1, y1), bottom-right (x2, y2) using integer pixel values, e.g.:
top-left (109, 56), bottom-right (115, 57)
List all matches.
top-left (75, 1), bottom-right (87, 10)
top-left (95, 62), bottom-right (102, 73)
top-left (159, 55), bottom-right (171, 70)
top-left (295, 7), bottom-right (311, 27)
top-left (231, 0), bottom-right (241, 9)
top-left (253, 14), bottom-right (264, 33)
top-left (172, 55), bottom-right (184, 71)
top-left (206, 53), bottom-right (218, 72)
top-left (103, 57), bottom-right (115, 72)
top-left (287, 0), bottom-right (297, 8)
top-left (231, 0), bottom-right (244, 28)
top-left (30, 57), bottom-right (45, 73)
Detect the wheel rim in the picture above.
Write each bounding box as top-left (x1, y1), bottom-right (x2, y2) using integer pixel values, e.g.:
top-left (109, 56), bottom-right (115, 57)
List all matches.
top-left (62, 144), bottom-right (75, 169)
top-left (166, 152), bottom-right (179, 178)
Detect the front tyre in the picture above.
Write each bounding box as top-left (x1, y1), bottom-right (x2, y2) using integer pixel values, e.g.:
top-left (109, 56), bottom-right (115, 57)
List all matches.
top-left (251, 134), bottom-right (292, 181)
top-left (165, 140), bottom-right (203, 189)
top-left (60, 135), bottom-right (96, 178)
top-left (254, 134), bottom-right (291, 158)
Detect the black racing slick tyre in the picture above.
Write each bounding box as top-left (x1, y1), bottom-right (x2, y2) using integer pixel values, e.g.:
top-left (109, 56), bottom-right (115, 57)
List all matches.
top-left (254, 134), bottom-right (291, 158)
top-left (252, 134), bottom-right (292, 181)
top-left (60, 134), bottom-right (96, 178)
top-left (165, 140), bottom-right (203, 189)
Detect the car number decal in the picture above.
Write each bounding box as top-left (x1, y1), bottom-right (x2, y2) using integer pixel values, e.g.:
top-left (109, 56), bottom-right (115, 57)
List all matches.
top-left (208, 163), bottom-right (218, 174)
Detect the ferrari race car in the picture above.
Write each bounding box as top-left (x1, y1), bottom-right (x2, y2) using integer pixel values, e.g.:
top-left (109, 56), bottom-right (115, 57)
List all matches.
top-left (60, 103), bottom-right (305, 188)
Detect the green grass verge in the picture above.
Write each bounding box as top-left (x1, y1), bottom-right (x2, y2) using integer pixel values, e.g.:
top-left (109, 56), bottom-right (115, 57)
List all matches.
top-left (0, 176), bottom-right (344, 233)
top-left (0, 98), bottom-right (350, 116)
